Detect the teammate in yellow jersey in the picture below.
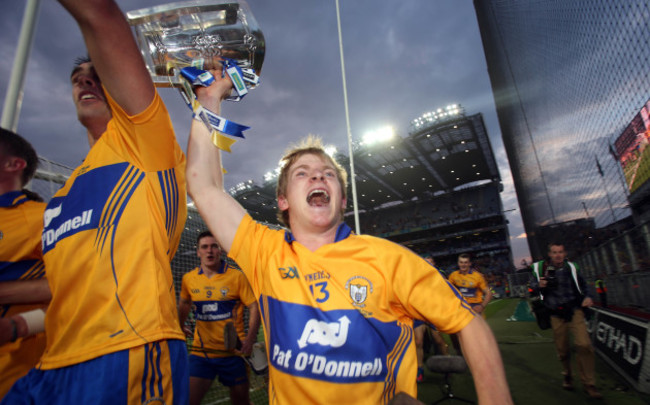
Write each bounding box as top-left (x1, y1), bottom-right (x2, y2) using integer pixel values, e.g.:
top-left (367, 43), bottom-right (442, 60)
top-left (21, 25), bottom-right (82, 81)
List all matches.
top-left (185, 69), bottom-right (513, 404)
top-left (0, 130), bottom-right (47, 399)
top-left (179, 231), bottom-right (260, 405)
top-left (448, 254), bottom-right (492, 315)
top-left (447, 253), bottom-right (492, 356)
top-left (1, 1), bottom-right (188, 404)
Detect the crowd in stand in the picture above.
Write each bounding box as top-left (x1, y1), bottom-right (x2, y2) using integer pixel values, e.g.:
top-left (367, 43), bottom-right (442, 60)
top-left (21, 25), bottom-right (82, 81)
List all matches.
top-left (361, 185), bottom-right (501, 235)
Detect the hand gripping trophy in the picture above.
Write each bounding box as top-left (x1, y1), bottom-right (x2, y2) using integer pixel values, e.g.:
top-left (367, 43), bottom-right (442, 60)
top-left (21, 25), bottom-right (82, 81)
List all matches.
top-left (127, 0), bottom-right (265, 148)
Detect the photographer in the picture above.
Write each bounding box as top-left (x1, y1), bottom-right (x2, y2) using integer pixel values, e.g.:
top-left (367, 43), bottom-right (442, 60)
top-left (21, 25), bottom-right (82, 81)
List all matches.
top-left (529, 242), bottom-right (602, 399)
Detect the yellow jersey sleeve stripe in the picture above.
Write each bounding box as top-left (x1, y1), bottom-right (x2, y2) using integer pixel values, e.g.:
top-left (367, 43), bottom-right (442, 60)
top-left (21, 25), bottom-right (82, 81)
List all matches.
top-left (382, 323), bottom-right (412, 403)
top-left (101, 166), bottom-right (141, 228)
top-left (158, 168), bottom-right (180, 241)
top-left (21, 260), bottom-right (45, 280)
top-left (95, 165), bottom-right (143, 253)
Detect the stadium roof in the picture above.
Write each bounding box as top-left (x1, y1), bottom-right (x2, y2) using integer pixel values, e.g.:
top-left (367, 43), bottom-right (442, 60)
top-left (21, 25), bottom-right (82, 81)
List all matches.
top-left (230, 112), bottom-right (501, 224)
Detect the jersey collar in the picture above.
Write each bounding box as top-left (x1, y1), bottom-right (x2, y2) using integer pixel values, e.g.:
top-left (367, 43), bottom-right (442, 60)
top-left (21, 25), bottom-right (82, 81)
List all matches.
top-left (198, 261), bottom-right (227, 275)
top-left (284, 222), bottom-right (353, 245)
top-left (0, 191), bottom-right (27, 207)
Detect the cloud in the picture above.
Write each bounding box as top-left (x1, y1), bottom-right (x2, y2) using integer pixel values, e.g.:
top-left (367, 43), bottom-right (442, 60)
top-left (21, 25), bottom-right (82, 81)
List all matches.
top-left (0, 0), bottom-right (531, 262)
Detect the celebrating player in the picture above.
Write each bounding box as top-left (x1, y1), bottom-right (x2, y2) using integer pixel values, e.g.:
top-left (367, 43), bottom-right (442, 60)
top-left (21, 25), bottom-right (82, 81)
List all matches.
top-left (185, 69), bottom-right (513, 404)
top-left (2, 1), bottom-right (188, 403)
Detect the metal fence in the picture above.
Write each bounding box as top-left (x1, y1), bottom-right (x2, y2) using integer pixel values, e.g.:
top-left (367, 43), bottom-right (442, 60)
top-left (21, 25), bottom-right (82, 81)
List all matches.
top-left (506, 272), bottom-right (532, 298)
top-left (30, 157), bottom-right (74, 202)
top-left (577, 222), bottom-right (650, 312)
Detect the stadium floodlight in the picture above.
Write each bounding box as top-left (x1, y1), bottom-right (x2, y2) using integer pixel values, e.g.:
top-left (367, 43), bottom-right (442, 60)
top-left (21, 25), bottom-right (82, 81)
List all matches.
top-left (263, 167), bottom-right (281, 183)
top-left (362, 126), bottom-right (395, 146)
top-left (324, 145), bottom-right (337, 157)
top-left (410, 104), bottom-right (465, 131)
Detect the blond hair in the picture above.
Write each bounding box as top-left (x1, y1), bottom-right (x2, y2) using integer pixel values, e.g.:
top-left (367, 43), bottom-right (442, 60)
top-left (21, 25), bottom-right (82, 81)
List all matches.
top-left (276, 135), bottom-right (348, 226)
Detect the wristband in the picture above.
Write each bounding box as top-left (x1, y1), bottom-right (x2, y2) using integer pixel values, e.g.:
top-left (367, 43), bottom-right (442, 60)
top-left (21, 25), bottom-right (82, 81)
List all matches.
top-left (20, 309), bottom-right (46, 335)
top-left (177, 68), bottom-right (249, 152)
top-left (9, 318), bottom-right (18, 342)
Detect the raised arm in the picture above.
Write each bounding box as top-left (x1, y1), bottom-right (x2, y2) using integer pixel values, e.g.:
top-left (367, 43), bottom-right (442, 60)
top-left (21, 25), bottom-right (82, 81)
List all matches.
top-left (57, 0), bottom-right (154, 115)
top-left (186, 71), bottom-right (246, 253)
top-left (458, 317), bottom-right (513, 405)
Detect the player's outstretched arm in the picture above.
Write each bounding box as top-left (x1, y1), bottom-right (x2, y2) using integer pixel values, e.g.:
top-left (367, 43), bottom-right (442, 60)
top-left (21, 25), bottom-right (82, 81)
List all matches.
top-left (458, 317), bottom-right (513, 405)
top-left (0, 308), bottom-right (46, 346)
top-left (57, 0), bottom-right (154, 115)
top-left (187, 72), bottom-right (246, 253)
top-left (0, 279), bottom-right (51, 305)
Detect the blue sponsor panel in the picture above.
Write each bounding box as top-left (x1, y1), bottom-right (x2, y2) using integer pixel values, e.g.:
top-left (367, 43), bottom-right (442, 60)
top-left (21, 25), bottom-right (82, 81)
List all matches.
top-left (265, 297), bottom-right (405, 383)
top-left (0, 260), bottom-right (40, 282)
top-left (41, 163), bottom-right (130, 254)
top-left (591, 309), bottom-right (647, 382)
top-left (195, 299), bottom-right (237, 322)
top-left (458, 286), bottom-right (478, 298)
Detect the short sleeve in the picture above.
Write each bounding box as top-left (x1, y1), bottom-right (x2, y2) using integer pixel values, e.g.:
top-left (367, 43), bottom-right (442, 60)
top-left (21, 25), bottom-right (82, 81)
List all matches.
top-left (180, 272), bottom-right (191, 301)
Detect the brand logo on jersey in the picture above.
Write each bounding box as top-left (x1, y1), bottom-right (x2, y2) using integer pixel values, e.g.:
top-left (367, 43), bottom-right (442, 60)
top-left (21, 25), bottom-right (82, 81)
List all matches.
top-left (77, 165), bottom-right (91, 176)
top-left (191, 288), bottom-right (200, 294)
top-left (220, 287), bottom-right (229, 297)
top-left (279, 266), bottom-right (299, 279)
top-left (297, 315), bottom-right (350, 349)
top-left (44, 204), bottom-right (62, 227)
top-left (304, 270), bottom-right (330, 283)
top-left (203, 303), bottom-right (219, 313)
top-left (345, 276), bottom-right (373, 307)
top-left (457, 279), bottom-right (475, 288)
top-left (142, 398), bottom-right (165, 405)
top-left (42, 209), bottom-right (93, 248)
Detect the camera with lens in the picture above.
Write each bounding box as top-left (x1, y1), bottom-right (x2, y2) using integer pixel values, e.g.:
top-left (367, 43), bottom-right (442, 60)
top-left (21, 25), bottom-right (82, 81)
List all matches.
top-left (544, 269), bottom-right (558, 289)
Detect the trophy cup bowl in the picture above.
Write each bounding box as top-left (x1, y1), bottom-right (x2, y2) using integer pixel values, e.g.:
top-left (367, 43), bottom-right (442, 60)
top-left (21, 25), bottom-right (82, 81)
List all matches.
top-left (127, 0), bottom-right (265, 88)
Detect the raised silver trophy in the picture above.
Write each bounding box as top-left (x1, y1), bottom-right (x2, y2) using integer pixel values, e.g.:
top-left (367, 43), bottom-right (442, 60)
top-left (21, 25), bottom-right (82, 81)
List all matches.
top-left (126, 0), bottom-right (265, 89)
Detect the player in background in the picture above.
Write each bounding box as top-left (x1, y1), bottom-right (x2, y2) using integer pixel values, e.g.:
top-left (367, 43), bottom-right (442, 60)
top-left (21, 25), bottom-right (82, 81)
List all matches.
top-left (179, 231), bottom-right (260, 405)
top-left (447, 253), bottom-right (492, 356)
top-left (0, 130), bottom-right (47, 398)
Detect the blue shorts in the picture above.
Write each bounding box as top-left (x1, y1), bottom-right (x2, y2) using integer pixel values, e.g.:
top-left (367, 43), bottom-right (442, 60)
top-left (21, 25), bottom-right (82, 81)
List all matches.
top-left (413, 320), bottom-right (438, 331)
top-left (189, 354), bottom-right (248, 387)
top-left (1, 340), bottom-right (188, 405)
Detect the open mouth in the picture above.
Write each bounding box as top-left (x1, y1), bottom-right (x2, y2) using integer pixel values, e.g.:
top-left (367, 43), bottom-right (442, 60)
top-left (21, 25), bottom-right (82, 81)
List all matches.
top-left (79, 91), bottom-right (99, 102)
top-left (307, 189), bottom-right (330, 206)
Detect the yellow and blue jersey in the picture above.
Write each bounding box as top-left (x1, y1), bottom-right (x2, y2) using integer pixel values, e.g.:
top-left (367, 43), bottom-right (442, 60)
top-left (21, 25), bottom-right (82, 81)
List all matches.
top-left (230, 214), bottom-right (475, 404)
top-left (448, 270), bottom-right (488, 304)
top-left (38, 90), bottom-right (187, 370)
top-left (0, 191), bottom-right (47, 397)
top-left (180, 263), bottom-right (255, 357)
